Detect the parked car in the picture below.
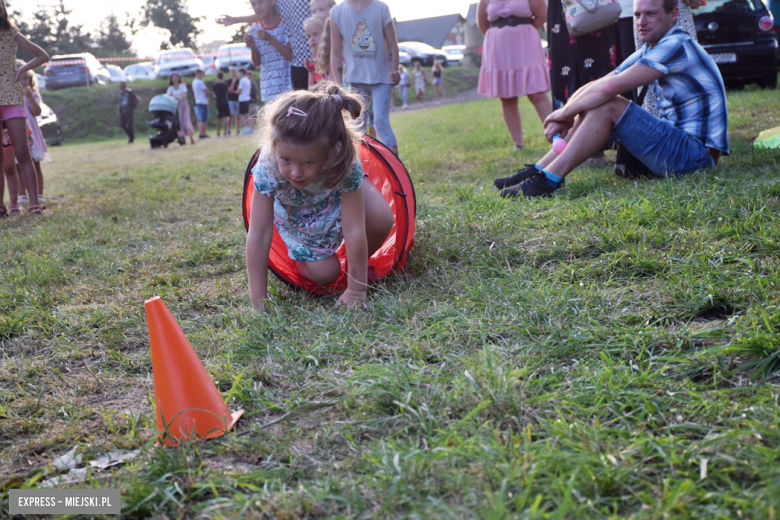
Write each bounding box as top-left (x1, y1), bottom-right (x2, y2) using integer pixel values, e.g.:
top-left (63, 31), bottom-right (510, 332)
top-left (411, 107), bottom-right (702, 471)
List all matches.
top-left (124, 62), bottom-right (156, 81)
top-left (106, 64), bottom-right (129, 83)
top-left (399, 51), bottom-right (411, 65)
top-left (215, 43), bottom-right (255, 72)
top-left (36, 102), bottom-right (62, 146)
top-left (398, 42), bottom-right (448, 67)
top-left (441, 44), bottom-right (466, 66)
top-left (154, 48), bottom-right (203, 78)
top-left (34, 72), bottom-right (46, 90)
top-left (201, 56), bottom-right (218, 76)
top-left (44, 53), bottom-right (110, 90)
top-left (693, 0), bottom-right (779, 88)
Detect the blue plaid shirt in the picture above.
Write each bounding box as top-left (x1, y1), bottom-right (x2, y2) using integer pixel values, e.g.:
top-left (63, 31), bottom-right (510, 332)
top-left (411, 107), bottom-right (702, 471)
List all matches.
top-left (616, 25), bottom-right (729, 154)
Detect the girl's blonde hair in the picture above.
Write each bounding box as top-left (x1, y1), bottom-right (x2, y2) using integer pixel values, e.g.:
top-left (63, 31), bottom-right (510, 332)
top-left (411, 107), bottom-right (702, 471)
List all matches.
top-left (303, 14), bottom-right (327, 39)
top-left (316, 18), bottom-right (332, 76)
top-left (258, 82), bottom-right (364, 190)
top-left (309, 0), bottom-right (336, 12)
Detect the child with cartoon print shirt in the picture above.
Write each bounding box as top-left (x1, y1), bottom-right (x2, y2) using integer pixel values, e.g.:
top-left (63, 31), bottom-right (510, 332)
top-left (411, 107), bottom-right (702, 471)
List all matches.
top-left (329, 0), bottom-right (400, 154)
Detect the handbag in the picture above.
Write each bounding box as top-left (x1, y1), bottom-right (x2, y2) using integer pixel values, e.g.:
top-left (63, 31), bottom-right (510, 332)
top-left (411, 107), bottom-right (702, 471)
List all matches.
top-left (564, 0), bottom-right (622, 37)
top-left (615, 85), bottom-right (652, 179)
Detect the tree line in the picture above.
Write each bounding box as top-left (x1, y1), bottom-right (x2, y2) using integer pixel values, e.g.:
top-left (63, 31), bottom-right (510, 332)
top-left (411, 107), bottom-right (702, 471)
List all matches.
top-left (10, 0), bottom-right (203, 61)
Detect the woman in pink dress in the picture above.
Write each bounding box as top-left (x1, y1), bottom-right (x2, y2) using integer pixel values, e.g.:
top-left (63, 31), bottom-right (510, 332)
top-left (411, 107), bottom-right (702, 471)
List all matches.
top-left (166, 73), bottom-right (195, 145)
top-left (478, 0), bottom-right (552, 151)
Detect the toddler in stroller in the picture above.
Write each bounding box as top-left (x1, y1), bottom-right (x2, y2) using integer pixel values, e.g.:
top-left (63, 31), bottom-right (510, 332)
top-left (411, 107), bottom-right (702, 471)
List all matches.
top-left (147, 94), bottom-right (185, 148)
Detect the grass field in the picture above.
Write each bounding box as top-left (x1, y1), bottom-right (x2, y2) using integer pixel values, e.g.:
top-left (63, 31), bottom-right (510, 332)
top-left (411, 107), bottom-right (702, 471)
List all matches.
top-left (2, 85), bottom-right (780, 518)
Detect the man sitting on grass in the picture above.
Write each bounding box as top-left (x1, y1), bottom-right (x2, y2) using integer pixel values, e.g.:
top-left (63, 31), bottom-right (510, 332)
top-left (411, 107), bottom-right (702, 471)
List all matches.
top-left (494, 0), bottom-right (729, 198)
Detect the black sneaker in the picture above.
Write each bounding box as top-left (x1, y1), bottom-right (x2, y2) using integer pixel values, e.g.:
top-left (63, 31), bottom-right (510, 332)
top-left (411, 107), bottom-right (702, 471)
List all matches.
top-left (493, 164), bottom-right (539, 189)
top-left (521, 172), bottom-right (564, 198)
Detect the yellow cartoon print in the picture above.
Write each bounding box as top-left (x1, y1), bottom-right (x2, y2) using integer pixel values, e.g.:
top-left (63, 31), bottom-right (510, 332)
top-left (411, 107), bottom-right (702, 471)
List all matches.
top-left (351, 21), bottom-right (377, 53)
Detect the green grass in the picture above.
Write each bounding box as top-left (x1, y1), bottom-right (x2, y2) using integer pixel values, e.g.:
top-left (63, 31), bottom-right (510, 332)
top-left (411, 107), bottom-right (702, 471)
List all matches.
top-left (2, 86), bottom-right (780, 518)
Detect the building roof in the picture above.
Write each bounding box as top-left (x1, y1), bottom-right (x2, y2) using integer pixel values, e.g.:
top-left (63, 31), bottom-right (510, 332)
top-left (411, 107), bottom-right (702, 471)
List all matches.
top-left (466, 3), bottom-right (477, 23)
top-left (394, 13), bottom-right (465, 49)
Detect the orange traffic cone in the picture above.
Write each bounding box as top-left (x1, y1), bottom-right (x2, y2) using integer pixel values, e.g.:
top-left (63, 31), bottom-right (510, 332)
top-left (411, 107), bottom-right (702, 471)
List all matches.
top-left (144, 296), bottom-right (243, 445)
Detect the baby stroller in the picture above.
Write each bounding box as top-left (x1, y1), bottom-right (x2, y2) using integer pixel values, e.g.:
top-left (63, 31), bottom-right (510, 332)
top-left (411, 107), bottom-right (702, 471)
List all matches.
top-left (147, 94), bottom-right (184, 148)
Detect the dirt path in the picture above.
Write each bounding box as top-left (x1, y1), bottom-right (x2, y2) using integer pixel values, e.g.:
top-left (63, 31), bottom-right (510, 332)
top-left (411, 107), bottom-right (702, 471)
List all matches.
top-left (390, 87), bottom-right (484, 112)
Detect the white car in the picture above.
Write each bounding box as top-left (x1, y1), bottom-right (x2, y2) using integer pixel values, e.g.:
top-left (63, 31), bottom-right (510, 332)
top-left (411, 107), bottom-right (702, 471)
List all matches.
top-left (399, 51), bottom-right (411, 65)
top-left (34, 72), bottom-right (46, 90)
top-left (154, 48), bottom-right (203, 78)
top-left (200, 56), bottom-right (218, 76)
top-left (124, 62), bottom-right (156, 81)
top-left (441, 45), bottom-right (466, 66)
top-left (106, 64), bottom-right (129, 83)
top-left (216, 43), bottom-right (255, 72)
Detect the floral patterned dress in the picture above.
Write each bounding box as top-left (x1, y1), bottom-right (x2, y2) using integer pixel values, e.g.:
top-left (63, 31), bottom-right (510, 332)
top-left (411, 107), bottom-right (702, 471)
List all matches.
top-left (548, 0), bottom-right (618, 110)
top-left (252, 150), bottom-right (364, 262)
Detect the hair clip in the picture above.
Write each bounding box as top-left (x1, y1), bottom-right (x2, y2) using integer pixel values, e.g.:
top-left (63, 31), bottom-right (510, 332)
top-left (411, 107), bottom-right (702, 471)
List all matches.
top-left (287, 106), bottom-right (308, 118)
top-left (331, 94), bottom-right (342, 104)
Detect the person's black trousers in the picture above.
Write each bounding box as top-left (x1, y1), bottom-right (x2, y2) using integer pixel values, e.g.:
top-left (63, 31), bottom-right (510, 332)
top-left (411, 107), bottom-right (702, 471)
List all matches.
top-left (291, 66), bottom-right (309, 91)
top-left (120, 110), bottom-right (135, 142)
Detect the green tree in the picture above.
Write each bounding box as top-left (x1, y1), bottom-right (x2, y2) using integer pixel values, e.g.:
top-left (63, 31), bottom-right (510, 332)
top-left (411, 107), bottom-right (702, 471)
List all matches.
top-left (94, 13), bottom-right (134, 57)
top-left (230, 24), bottom-right (252, 44)
top-left (142, 0), bottom-right (202, 50)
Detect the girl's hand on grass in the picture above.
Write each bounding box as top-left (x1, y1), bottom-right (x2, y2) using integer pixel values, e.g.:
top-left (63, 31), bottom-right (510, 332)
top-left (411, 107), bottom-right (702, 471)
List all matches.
top-left (337, 289), bottom-right (367, 308)
top-left (216, 15), bottom-right (238, 26)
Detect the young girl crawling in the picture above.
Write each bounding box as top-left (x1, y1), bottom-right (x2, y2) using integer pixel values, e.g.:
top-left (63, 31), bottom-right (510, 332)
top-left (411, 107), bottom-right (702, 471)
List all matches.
top-left (245, 83), bottom-right (394, 311)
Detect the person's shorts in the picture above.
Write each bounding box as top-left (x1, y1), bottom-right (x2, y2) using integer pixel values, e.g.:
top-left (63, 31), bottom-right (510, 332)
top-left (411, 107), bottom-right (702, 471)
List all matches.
top-left (194, 103), bottom-right (209, 122)
top-left (228, 100), bottom-right (240, 116)
top-left (216, 105), bottom-right (230, 118)
top-left (432, 77), bottom-right (442, 87)
top-left (415, 84), bottom-right (425, 95)
top-left (611, 101), bottom-right (716, 177)
top-left (239, 101), bottom-right (250, 115)
top-left (0, 105), bottom-right (26, 121)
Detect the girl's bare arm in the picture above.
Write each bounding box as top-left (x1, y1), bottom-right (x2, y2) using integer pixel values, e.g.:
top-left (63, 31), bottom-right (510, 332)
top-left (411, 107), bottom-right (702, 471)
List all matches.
top-left (25, 89), bottom-right (42, 116)
top-left (340, 186), bottom-right (368, 304)
top-left (330, 17), bottom-right (345, 85)
top-left (246, 191), bottom-right (275, 312)
top-left (13, 34), bottom-right (49, 83)
top-left (477, 0), bottom-right (490, 35)
top-left (216, 14), bottom-right (263, 26)
top-left (383, 21), bottom-right (401, 84)
top-left (529, 0), bottom-right (548, 28)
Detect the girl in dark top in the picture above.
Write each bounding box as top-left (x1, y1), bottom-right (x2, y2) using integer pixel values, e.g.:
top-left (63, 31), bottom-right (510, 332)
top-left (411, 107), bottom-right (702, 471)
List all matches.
top-left (227, 67), bottom-right (241, 136)
top-left (432, 60), bottom-right (444, 100)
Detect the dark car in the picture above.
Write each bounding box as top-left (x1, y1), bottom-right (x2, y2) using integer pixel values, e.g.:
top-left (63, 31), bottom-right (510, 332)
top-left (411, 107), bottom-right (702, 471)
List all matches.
top-left (398, 42), bottom-right (449, 67)
top-left (37, 102), bottom-right (62, 146)
top-left (693, 0), bottom-right (779, 88)
top-left (44, 53), bottom-right (111, 90)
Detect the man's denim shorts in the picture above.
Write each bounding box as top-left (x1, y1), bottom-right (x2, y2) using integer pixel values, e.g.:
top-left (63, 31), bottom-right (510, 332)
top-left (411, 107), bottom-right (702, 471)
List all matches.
top-left (194, 104), bottom-right (209, 123)
top-left (228, 100), bottom-right (240, 116)
top-left (611, 101), bottom-right (715, 177)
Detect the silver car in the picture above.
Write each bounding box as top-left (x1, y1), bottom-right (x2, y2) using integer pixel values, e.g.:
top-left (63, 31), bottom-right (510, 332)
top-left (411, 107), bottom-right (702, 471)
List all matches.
top-left (154, 48), bottom-right (203, 78)
top-left (124, 62), bottom-right (157, 81)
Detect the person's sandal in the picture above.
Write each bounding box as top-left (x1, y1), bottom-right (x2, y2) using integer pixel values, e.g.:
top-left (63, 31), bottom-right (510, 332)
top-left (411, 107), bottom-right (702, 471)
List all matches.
top-left (28, 204), bottom-right (43, 216)
top-left (0, 205), bottom-right (6, 218)
top-left (9, 205), bottom-right (21, 215)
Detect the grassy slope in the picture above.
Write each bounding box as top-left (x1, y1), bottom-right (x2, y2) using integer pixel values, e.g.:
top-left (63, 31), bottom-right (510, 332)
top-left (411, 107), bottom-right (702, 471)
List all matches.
top-left (1, 87), bottom-right (780, 518)
top-left (41, 66), bottom-right (481, 143)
